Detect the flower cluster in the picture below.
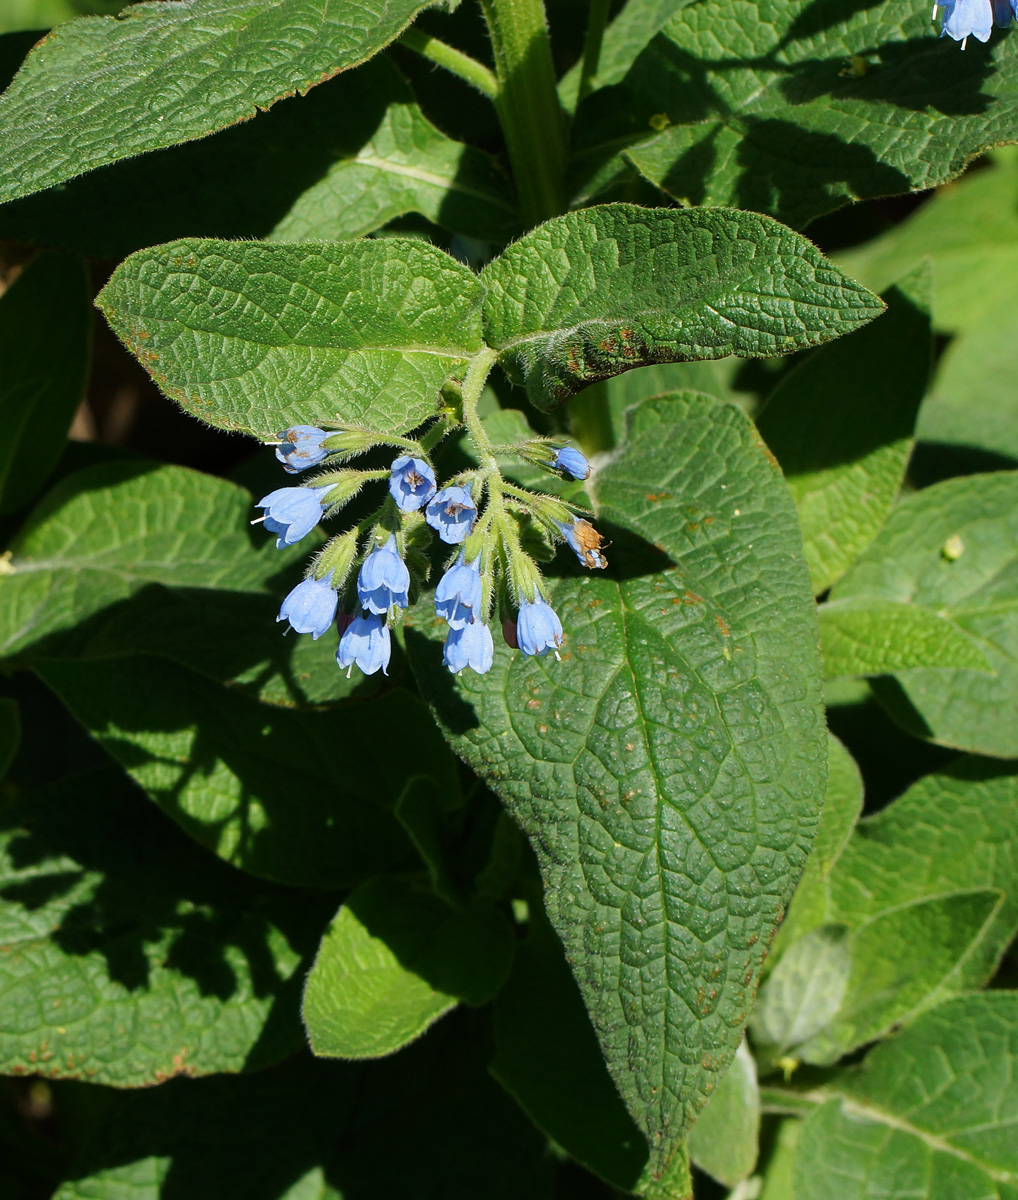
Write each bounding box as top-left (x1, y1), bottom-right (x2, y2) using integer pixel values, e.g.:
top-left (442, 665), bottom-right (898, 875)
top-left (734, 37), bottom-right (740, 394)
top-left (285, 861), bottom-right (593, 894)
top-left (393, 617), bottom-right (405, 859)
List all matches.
top-left (934, 0), bottom-right (1017, 45)
top-left (254, 416), bottom-right (605, 679)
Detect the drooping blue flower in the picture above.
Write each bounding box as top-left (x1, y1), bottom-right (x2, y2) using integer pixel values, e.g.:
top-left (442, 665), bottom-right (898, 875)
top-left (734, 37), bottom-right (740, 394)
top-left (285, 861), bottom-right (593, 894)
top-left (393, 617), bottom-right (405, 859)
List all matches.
top-left (936, 0), bottom-right (995, 42)
top-left (444, 619), bottom-right (494, 675)
top-left (389, 455), bottom-right (437, 512)
top-left (435, 554), bottom-right (483, 629)
top-left (357, 534), bottom-right (410, 614)
top-left (517, 595), bottom-right (564, 657)
top-left (275, 425), bottom-right (330, 474)
top-left (555, 517), bottom-right (608, 570)
top-left (553, 445), bottom-right (591, 480)
top-left (254, 486), bottom-right (330, 548)
top-left (425, 486), bottom-right (477, 544)
top-left (337, 612), bottom-right (391, 675)
top-left (277, 571), bottom-right (338, 638)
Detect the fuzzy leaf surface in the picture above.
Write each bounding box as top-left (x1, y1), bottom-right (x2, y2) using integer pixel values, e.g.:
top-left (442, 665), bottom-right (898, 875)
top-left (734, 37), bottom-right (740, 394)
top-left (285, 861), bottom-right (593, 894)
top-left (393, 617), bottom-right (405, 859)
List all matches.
top-left (795, 994), bottom-right (1018, 1200)
top-left (0, 0), bottom-right (439, 204)
top-left (97, 237), bottom-right (484, 438)
top-left (408, 392), bottom-right (826, 1176)
top-left (832, 472), bottom-right (1018, 756)
top-left (0, 765), bottom-right (332, 1085)
top-left (481, 204), bottom-right (883, 411)
top-left (589, 1), bottom-right (1018, 229)
top-left (303, 878), bottom-right (514, 1060)
top-left (758, 270), bottom-right (932, 594)
top-left (687, 1040), bottom-right (760, 1187)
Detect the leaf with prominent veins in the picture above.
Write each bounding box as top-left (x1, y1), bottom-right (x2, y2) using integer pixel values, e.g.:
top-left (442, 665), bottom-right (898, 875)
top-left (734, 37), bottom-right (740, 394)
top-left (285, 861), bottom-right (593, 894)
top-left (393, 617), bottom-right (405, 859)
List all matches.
top-left (408, 391), bottom-right (825, 1176)
top-left (0, 0), bottom-right (443, 204)
top-left (481, 205), bottom-right (883, 411)
top-left (97, 238), bottom-right (485, 438)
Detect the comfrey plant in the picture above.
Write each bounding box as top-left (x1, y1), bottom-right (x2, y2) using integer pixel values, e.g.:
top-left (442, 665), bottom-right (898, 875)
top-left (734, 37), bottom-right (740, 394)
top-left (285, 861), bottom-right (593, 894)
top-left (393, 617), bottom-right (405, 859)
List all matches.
top-left (0, 0), bottom-right (1017, 1197)
top-left (261, 409), bottom-right (599, 677)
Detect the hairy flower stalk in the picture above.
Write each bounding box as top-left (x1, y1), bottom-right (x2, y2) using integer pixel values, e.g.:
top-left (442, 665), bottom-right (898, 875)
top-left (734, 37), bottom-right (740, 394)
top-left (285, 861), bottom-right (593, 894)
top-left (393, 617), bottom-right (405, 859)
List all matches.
top-left (254, 357), bottom-right (605, 677)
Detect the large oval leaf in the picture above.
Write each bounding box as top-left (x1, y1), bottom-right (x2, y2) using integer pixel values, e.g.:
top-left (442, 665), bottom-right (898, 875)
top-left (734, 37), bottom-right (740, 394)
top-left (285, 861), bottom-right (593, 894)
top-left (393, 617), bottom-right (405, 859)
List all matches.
top-left (407, 392), bottom-right (826, 1177)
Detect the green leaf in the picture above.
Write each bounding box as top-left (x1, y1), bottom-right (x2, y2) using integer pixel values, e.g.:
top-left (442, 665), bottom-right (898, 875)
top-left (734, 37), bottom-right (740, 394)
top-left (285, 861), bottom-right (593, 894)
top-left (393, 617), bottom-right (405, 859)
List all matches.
top-left (0, 697), bottom-right (19, 780)
top-left (687, 1040), bottom-right (760, 1187)
top-left (819, 600), bottom-right (994, 678)
top-left (559, 0), bottom-right (696, 109)
top-left (480, 204), bottom-right (883, 411)
top-left (0, 461), bottom-right (305, 660)
top-left (596, 1), bottom-right (1018, 229)
top-left (757, 270), bottom-right (932, 594)
top-left (97, 238), bottom-right (484, 438)
top-left (267, 74), bottom-right (518, 245)
top-left (794, 994), bottom-right (1018, 1200)
top-left (51, 1027), bottom-right (554, 1200)
top-left (751, 925), bottom-right (851, 1056)
top-left (759, 756), bottom-right (1018, 1062)
top-left (0, 0), bottom-right (441, 205)
top-left (831, 472), bottom-right (1018, 757)
top-left (0, 251), bottom-right (90, 515)
top-left (408, 391), bottom-right (826, 1177)
top-left (33, 654), bottom-right (455, 890)
top-left (0, 56), bottom-right (518, 258)
top-left (838, 151), bottom-right (1018, 464)
top-left (491, 890), bottom-right (650, 1191)
top-left (758, 1119), bottom-right (800, 1200)
top-left (773, 734), bottom-right (861, 952)
top-left (793, 889), bottom-right (1003, 1065)
top-left (0, 764), bottom-right (332, 1085)
top-left (302, 877), bottom-right (514, 1059)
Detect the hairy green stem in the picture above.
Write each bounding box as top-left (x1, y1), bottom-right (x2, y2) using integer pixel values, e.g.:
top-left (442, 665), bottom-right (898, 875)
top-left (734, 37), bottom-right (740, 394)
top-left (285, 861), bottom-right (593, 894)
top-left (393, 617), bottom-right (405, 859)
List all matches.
top-left (398, 28), bottom-right (498, 98)
top-left (479, 0), bottom-right (567, 226)
top-left (576, 0), bottom-right (610, 106)
top-left (459, 347), bottom-right (500, 469)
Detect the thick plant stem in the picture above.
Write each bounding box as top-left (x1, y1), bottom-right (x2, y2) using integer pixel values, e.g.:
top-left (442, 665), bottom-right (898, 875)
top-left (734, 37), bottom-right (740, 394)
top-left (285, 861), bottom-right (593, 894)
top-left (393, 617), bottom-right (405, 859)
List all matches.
top-left (460, 347), bottom-right (500, 469)
top-left (479, 0), bottom-right (567, 226)
top-left (398, 28), bottom-right (498, 99)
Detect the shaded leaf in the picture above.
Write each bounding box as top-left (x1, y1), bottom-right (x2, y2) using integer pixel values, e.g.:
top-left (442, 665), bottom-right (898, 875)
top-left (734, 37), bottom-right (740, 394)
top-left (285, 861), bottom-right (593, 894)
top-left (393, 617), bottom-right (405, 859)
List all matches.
top-left (408, 391), bottom-right (826, 1177)
top-left (0, 56), bottom-right (517, 258)
top-left (758, 270), bottom-right (932, 594)
top-left (302, 877), bottom-right (514, 1059)
top-left (819, 600), bottom-right (993, 678)
top-left (593, 1), bottom-right (1018, 229)
top-left (0, 461), bottom-right (307, 660)
top-left (0, 764), bottom-right (332, 1085)
top-left (0, 698), bottom-right (19, 780)
top-left (794, 994), bottom-right (1018, 1200)
top-left (481, 204), bottom-right (883, 411)
top-left (52, 1024), bottom-right (554, 1200)
top-left (491, 889), bottom-right (650, 1191)
top-left (0, 251), bottom-right (90, 515)
top-left (97, 238), bottom-right (484, 438)
top-left (832, 472), bottom-right (1018, 756)
top-left (759, 756), bottom-right (1018, 1062)
top-left (0, 0), bottom-right (441, 204)
top-left (751, 925), bottom-right (851, 1055)
top-left (839, 149), bottom-right (1018, 464)
top-left (34, 655), bottom-right (456, 890)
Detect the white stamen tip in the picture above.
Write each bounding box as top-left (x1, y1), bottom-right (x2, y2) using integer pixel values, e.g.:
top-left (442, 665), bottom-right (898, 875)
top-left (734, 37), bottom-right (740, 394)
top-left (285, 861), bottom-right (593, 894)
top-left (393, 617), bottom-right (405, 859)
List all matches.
top-left (250, 516), bottom-right (267, 525)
